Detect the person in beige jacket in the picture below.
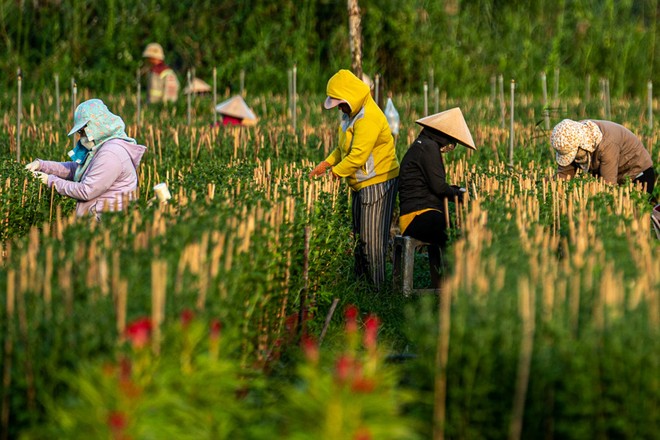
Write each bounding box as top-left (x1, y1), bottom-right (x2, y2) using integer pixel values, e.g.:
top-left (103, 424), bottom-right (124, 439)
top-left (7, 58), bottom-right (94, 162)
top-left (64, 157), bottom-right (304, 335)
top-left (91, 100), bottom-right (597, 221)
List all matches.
top-left (551, 119), bottom-right (656, 200)
top-left (142, 43), bottom-right (180, 104)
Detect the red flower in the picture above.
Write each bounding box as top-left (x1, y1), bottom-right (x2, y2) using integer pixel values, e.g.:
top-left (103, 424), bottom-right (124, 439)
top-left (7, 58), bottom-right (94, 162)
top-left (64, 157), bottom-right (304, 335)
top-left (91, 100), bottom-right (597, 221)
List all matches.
top-left (301, 335), bottom-right (319, 363)
top-left (125, 318), bottom-right (151, 349)
top-left (335, 355), bottom-right (353, 383)
top-left (353, 426), bottom-right (372, 440)
top-left (119, 356), bottom-right (132, 381)
top-left (108, 411), bottom-right (127, 435)
top-left (180, 309), bottom-right (194, 328)
top-left (345, 305), bottom-right (359, 334)
top-left (210, 319), bottom-right (222, 340)
top-left (351, 377), bottom-right (376, 393)
top-left (345, 305), bottom-right (359, 320)
top-left (363, 315), bottom-right (380, 350)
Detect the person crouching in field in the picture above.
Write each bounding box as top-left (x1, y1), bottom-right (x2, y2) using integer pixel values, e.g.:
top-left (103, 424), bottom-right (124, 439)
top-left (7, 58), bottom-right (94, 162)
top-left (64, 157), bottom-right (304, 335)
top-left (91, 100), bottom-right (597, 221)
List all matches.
top-left (551, 118), bottom-right (657, 202)
top-left (310, 69), bottom-right (399, 290)
top-left (25, 99), bottom-right (146, 220)
top-left (398, 108), bottom-right (475, 288)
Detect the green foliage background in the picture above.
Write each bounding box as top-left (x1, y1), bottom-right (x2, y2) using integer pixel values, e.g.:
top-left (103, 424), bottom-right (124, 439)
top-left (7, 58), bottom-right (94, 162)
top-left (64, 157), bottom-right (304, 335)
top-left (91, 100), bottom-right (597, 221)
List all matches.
top-left (1, 0), bottom-right (659, 96)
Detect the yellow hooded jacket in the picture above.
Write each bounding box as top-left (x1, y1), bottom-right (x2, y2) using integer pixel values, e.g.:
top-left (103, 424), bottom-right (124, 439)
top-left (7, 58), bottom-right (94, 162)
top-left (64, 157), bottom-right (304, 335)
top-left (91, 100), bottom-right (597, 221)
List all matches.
top-left (324, 70), bottom-right (399, 191)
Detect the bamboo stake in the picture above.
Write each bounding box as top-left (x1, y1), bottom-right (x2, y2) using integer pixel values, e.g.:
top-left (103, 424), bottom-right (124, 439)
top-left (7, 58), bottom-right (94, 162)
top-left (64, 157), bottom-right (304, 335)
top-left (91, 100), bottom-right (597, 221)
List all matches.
top-left (509, 277), bottom-right (535, 440)
top-left (585, 74), bottom-right (591, 102)
top-left (151, 260), bottom-right (167, 355)
top-left (213, 67), bottom-right (217, 126)
top-left (647, 80), bottom-right (653, 132)
top-left (116, 279), bottom-right (127, 343)
top-left (16, 68), bottom-right (22, 162)
top-left (541, 72), bottom-right (550, 131)
top-left (136, 67), bottom-right (141, 126)
top-left (16, 267), bottom-right (36, 413)
top-left (240, 69), bottom-right (245, 96)
top-left (71, 79), bottom-right (77, 151)
top-left (55, 73), bottom-right (60, 120)
top-left (319, 298), bottom-right (340, 345)
top-left (498, 74), bottom-right (505, 128)
top-left (433, 273), bottom-right (452, 440)
top-left (428, 67), bottom-right (434, 98)
top-left (509, 80), bottom-right (516, 168)
top-left (605, 78), bottom-right (611, 119)
top-left (292, 64), bottom-right (297, 132)
top-left (1, 270), bottom-right (15, 440)
top-left (489, 75), bottom-right (496, 109)
top-left (297, 226), bottom-right (311, 337)
top-left (423, 81), bottom-right (429, 117)
top-left (553, 67), bottom-right (559, 107)
top-left (186, 69), bottom-right (192, 127)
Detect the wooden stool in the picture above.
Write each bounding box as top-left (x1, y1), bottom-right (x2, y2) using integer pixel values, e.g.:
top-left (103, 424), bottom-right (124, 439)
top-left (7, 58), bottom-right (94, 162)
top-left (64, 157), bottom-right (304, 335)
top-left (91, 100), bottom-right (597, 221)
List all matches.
top-left (392, 235), bottom-right (441, 296)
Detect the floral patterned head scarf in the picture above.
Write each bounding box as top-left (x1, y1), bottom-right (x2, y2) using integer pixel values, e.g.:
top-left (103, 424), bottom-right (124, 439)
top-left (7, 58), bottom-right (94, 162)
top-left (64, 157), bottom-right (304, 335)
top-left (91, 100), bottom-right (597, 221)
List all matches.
top-left (550, 119), bottom-right (603, 167)
top-left (67, 99), bottom-right (135, 147)
top-left (67, 99), bottom-right (136, 182)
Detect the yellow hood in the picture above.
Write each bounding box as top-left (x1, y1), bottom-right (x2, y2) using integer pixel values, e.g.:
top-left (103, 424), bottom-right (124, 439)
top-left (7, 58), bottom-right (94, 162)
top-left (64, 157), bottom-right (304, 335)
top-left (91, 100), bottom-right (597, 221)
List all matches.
top-left (326, 69), bottom-right (371, 117)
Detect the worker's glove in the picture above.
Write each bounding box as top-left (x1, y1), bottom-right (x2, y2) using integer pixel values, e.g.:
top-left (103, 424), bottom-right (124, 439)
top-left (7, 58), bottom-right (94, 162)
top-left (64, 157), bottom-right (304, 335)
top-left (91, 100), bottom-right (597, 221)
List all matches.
top-left (25, 160), bottom-right (40, 172)
top-left (309, 161), bottom-right (331, 177)
top-left (33, 171), bottom-right (50, 185)
top-left (451, 185), bottom-right (467, 203)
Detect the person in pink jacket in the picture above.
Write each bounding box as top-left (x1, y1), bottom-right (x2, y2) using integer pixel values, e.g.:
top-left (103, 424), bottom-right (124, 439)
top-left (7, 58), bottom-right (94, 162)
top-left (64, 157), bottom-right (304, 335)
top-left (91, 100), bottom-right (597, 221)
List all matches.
top-left (25, 99), bottom-right (147, 219)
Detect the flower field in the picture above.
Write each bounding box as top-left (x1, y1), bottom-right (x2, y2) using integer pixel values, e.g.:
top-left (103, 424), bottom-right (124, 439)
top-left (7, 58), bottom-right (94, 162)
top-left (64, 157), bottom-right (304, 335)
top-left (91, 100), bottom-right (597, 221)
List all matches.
top-left (1, 88), bottom-right (659, 439)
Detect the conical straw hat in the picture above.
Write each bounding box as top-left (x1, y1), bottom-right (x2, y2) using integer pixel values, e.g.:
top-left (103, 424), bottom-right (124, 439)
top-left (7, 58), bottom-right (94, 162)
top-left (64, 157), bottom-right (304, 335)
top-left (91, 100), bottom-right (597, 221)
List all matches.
top-left (215, 95), bottom-right (258, 123)
top-left (416, 107), bottom-right (476, 150)
top-left (184, 77), bottom-right (212, 94)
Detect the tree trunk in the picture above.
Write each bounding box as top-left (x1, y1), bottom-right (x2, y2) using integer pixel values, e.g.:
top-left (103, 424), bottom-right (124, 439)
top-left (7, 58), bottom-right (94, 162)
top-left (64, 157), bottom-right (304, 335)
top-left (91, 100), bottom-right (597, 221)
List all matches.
top-left (347, 0), bottom-right (363, 80)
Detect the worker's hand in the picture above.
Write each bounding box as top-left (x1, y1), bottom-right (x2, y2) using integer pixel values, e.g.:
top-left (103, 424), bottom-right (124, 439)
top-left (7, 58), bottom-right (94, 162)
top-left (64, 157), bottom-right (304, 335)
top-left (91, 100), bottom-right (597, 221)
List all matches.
top-left (33, 171), bottom-right (50, 185)
top-left (309, 161), bottom-right (331, 178)
top-left (25, 160), bottom-right (40, 172)
top-left (451, 185), bottom-right (467, 203)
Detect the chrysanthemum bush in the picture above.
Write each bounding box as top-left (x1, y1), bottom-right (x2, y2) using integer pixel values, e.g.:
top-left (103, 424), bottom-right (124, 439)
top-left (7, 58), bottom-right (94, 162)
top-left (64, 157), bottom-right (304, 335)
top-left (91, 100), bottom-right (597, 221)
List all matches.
top-left (23, 311), bottom-right (253, 439)
top-left (23, 306), bottom-right (418, 439)
top-left (275, 305), bottom-right (419, 440)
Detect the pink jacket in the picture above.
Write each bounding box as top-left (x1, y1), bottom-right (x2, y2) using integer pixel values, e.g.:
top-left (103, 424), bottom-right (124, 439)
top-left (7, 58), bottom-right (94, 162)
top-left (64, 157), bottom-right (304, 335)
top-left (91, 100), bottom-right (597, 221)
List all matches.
top-left (39, 139), bottom-right (147, 217)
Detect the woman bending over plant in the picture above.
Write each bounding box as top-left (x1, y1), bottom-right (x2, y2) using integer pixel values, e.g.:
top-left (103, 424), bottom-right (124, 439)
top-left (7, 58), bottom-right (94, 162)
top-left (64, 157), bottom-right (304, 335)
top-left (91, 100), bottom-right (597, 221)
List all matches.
top-left (25, 99), bottom-right (147, 220)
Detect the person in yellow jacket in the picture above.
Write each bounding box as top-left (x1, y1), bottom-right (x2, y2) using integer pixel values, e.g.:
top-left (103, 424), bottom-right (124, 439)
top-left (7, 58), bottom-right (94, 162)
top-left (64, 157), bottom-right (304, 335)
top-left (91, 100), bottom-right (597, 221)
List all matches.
top-left (142, 43), bottom-right (180, 104)
top-left (310, 69), bottom-right (399, 289)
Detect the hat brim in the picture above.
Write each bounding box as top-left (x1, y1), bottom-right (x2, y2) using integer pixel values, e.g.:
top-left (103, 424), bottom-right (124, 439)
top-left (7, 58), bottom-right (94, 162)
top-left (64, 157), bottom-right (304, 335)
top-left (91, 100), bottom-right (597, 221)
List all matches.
top-left (415, 108), bottom-right (477, 150)
top-left (324, 96), bottom-right (347, 110)
top-left (67, 120), bottom-right (89, 137)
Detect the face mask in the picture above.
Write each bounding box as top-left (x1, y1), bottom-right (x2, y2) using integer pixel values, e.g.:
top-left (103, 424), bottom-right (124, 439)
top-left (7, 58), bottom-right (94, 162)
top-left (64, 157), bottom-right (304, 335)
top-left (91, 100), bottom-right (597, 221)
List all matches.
top-left (68, 142), bottom-right (90, 164)
top-left (574, 148), bottom-right (591, 171)
top-left (80, 135), bottom-right (95, 149)
top-left (440, 143), bottom-right (457, 154)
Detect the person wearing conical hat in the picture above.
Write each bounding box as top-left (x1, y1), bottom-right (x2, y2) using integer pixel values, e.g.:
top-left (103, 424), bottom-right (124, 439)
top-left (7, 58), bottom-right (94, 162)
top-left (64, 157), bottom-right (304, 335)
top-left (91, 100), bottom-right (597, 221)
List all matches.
top-left (142, 42), bottom-right (180, 104)
top-left (309, 69), bottom-right (399, 289)
top-left (551, 119), bottom-right (655, 201)
top-left (214, 95), bottom-right (258, 126)
top-left (184, 77), bottom-right (212, 95)
top-left (398, 107), bottom-right (475, 288)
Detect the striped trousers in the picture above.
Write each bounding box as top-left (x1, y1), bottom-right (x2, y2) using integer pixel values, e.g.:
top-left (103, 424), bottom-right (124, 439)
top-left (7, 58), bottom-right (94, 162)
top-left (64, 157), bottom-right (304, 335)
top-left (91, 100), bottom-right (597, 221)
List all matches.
top-left (351, 178), bottom-right (398, 289)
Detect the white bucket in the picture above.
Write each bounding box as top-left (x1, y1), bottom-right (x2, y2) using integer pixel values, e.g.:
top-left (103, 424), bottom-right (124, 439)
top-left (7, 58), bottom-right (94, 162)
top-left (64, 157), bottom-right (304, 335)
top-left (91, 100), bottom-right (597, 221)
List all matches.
top-left (153, 182), bottom-right (172, 203)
